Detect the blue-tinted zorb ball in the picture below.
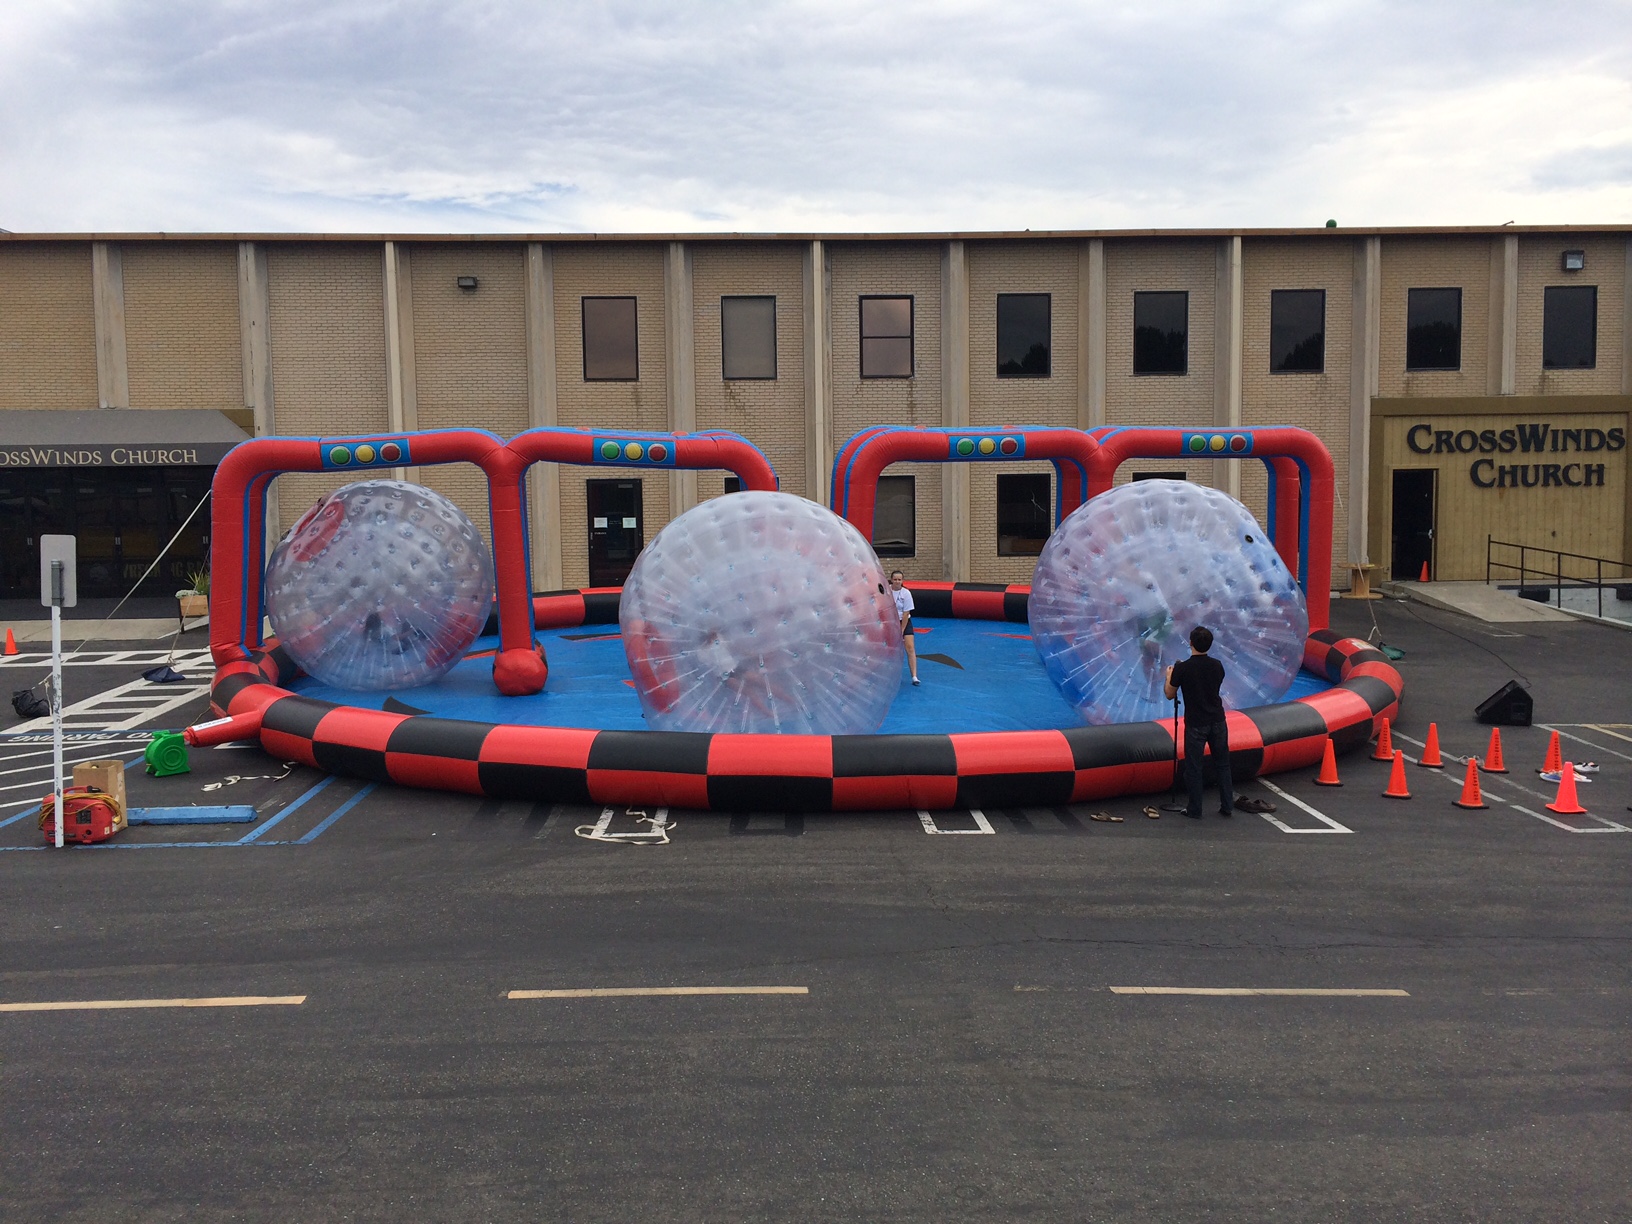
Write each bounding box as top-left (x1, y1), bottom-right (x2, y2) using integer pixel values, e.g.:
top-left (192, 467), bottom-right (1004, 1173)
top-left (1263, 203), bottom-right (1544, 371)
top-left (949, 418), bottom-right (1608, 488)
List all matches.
top-left (1030, 480), bottom-right (1308, 725)
top-left (264, 480), bottom-right (494, 691)
top-left (620, 491), bottom-right (902, 734)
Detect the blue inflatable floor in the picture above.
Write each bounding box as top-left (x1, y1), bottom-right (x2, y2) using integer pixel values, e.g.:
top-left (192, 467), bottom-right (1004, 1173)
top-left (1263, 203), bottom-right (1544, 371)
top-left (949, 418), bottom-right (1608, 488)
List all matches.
top-left (290, 619), bottom-right (1331, 735)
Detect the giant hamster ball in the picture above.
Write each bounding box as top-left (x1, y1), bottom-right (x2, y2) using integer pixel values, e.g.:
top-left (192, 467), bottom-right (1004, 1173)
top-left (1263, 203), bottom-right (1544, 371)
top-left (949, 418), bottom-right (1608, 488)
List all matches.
top-left (264, 480), bottom-right (494, 691)
top-left (1029, 479), bottom-right (1308, 725)
top-left (619, 491), bottom-right (903, 734)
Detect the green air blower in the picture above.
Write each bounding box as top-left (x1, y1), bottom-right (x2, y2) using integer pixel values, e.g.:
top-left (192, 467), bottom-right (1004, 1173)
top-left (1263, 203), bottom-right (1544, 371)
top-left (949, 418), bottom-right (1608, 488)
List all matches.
top-left (144, 730), bottom-right (191, 778)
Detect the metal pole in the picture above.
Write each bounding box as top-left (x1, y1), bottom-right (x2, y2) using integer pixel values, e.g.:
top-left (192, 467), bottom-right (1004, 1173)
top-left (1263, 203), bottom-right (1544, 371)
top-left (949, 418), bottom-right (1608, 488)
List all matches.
top-left (1556, 551), bottom-right (1562, 608)
top-left (50, 559), bottom-right (64, 849)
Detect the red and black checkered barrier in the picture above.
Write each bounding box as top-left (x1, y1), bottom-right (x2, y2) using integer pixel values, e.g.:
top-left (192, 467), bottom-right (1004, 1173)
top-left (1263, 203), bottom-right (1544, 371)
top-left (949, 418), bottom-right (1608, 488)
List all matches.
top-left (201, 585), bottom-right (1402, 812)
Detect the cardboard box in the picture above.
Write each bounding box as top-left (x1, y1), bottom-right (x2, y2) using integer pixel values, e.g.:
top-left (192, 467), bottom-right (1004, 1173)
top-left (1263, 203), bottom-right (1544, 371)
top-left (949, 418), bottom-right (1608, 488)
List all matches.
top-left (72, 760), bottom-right (128, 830)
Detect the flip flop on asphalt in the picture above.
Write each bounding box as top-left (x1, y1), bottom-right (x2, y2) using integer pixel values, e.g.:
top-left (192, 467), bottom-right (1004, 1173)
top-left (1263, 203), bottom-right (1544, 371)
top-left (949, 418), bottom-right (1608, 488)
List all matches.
top-left (1233, 795), bottom-right (1277, 813)
top-left (1088, 811), bottom-right (1125, 823)
top-left (1142, 806), bottom-right (1161, 819)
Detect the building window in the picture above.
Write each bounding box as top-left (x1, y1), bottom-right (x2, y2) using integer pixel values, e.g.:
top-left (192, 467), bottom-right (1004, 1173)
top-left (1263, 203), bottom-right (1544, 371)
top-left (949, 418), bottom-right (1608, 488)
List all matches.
top-left (582, 297), bottom-right (638, 381)
top-left (997, 473), bottom-right (1051, 556)
top-left (860, 296), bottom-right (913, 378)
top-left (1133, 291), bottom-right (1187, 375)
top-left (1405, 288), bottom-right (1461, 371)
top-left (996, 294), bottom-right (1051, 378)
top-left (1543, 285), bottom-right (1597, 369)
top-left (1270, 289), bottom-right (1325, 373)
top-left (1132, 471), bottom-right (1188, 481)
top-left (873, 475), bottom-right (915, 556)
top-left (722, 476), bottom-right (742, 494)
top-left (721, 295), bottom-right (777, 380)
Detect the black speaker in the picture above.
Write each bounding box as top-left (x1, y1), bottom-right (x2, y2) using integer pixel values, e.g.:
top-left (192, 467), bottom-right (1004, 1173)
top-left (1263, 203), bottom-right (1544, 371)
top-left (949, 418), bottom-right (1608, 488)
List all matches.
top-left (1475, 680), bottom-right (1533, 726)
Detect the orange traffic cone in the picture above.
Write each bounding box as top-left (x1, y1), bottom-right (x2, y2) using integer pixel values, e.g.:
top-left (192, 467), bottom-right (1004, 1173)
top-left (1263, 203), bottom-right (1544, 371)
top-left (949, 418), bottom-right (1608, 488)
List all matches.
top-left (1372, 716), bottom-right (1394, 762)
top-left (1313, 737), bottom-right (1342, 786)
top-left (1418, 722), bottom-right (1444, 768)
top-left (1481, 727), bottom-right (1508, 774)
top-left (1383, 749), bottom-right (1411, 799)
top-left (1418, 560), bottom-right (1430, 582)
top-left (1545, 762), bottom-right (1588, 815)
top-left (1453, 758), bottom-right (1488, 809)
top-left (3, 628), bottom-right (15, 656)
top-left (1539, 730), bottom-right (1563, 775)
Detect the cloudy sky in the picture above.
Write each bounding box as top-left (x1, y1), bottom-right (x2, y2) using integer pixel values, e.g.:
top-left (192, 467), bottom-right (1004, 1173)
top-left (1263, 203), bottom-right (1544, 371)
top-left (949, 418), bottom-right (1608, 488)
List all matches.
top-left (3, 0), bottom-right (1630, 234)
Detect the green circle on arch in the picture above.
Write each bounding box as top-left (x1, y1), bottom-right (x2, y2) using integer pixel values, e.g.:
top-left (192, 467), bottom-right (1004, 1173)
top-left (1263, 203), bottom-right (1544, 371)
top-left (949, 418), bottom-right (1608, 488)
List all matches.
top-left (600, 441), bottom-right (621, 459)
top-left (1187, 435), bottom-right (1206, 453)
top-left (956, 438), bottom-right (975, 455)
top-left (329, 445), bottom-right (352, 465)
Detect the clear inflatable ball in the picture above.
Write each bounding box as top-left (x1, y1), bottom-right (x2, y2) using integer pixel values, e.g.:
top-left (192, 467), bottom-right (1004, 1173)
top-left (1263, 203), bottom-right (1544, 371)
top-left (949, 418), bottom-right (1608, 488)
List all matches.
top-left (620, 491), bottom-right (903, 734)
top-left (1030, 480), bottom-right (1308, 725)
top-left (265, 480), bottom-right (494, 691)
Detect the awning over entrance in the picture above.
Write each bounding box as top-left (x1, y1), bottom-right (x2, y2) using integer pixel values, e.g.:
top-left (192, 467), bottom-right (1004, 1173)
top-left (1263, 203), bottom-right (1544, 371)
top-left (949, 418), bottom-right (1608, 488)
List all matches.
top-left (0, 409), bottom-right (251, 469)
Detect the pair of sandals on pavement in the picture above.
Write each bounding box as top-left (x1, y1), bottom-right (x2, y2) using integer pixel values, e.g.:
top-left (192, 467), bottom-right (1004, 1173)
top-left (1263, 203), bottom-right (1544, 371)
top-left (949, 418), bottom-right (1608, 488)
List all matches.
top-left (1087, 793), bottom-right (1276, 823)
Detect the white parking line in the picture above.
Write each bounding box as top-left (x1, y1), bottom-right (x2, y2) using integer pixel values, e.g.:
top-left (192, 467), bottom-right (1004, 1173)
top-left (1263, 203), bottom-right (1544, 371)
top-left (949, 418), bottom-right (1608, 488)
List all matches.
top-left (0, 995), bottom-right (305, 1012)
top-left (1110, 987), bottom-right (1407, 997)
top-left (1255, 780), bottom-right (1351, 833)
top-left (508, 986), bottom-right (808, 999)
top-left (1509, 804), bottom-right (1632, 834)
top-left (918, 809), bottom-right (995, 834)
top-left (1537, 723), bottom-right (1632, 764)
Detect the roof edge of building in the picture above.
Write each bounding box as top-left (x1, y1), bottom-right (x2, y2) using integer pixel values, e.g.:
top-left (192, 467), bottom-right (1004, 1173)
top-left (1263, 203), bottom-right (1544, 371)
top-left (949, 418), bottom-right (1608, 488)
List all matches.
top-left (2, 224), bottom-right (1631, 244)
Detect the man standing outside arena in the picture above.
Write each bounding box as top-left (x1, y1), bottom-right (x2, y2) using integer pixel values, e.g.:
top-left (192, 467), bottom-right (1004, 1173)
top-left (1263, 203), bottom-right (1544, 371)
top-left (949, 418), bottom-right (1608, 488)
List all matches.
top-left (1164, 626), bottom-right (1232, 819)
top-left (888, 571), bottom-right (921, 685)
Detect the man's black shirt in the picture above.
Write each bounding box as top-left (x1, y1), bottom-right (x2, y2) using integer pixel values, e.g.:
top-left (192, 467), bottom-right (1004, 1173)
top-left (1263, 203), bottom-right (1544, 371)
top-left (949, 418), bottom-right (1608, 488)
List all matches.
top-left (1170, 654), bottom-right (1226, 723)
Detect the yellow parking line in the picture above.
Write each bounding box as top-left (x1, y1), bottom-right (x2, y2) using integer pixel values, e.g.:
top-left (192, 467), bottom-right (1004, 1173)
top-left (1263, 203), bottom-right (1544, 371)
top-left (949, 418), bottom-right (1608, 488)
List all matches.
top-left (508, 986), bottom-right (808, 999)
top-left (1110, 987), bottom-right (1408, 997)
top-left (0, 995), bottom-right (306, 1012)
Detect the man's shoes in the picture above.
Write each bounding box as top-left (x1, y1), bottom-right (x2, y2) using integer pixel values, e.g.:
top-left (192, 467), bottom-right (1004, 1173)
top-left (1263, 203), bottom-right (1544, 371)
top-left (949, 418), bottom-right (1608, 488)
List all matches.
top-left (1217, 809), bottom-right (1233, 818)
top-left (1184, 810), bottom-right (1203, 820)
top-left (1234, 794), bottom-right (1276, 813)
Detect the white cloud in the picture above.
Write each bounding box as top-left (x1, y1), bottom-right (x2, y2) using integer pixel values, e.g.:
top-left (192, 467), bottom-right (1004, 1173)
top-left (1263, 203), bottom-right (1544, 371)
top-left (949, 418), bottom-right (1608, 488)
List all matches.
top-left (0, 0), bottom-right (1628, 232)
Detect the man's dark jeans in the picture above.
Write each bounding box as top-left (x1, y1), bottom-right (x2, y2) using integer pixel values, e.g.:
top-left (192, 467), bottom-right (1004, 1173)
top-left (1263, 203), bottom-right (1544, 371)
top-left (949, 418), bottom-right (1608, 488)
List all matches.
top-left (1183, 719), bottom-right (1233, 817)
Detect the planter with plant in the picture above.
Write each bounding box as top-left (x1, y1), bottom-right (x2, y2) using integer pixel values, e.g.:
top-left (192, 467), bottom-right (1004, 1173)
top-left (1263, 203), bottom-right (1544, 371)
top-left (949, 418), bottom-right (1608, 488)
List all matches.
top-left (176, 567), bottom-right (209, 620)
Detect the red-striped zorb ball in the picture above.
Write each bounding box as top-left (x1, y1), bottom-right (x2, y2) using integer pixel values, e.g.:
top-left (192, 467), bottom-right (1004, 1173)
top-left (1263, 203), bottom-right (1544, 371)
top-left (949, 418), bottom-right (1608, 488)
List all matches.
top-left (264, 480), bottom-right (494, 691)
top-left (1029, 480), bottom-right (1308, 725)
top-left (619, 491), bottom-right (902, 734)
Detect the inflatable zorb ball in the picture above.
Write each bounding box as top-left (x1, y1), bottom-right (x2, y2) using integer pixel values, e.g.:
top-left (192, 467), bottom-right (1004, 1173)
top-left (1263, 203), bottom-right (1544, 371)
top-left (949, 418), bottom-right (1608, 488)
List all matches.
top-left (1029, 480), bottom-right (1308, 725)
top-left (264, 480), bottom-right (494, 691)
top-left (620, 491), bottom-right (902, 734)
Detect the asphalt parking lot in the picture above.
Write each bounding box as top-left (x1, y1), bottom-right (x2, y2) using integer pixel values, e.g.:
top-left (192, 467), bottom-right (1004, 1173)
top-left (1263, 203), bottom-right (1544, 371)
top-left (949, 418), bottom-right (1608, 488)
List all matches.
top-left (1, 598), bottom-right (1629, 1222)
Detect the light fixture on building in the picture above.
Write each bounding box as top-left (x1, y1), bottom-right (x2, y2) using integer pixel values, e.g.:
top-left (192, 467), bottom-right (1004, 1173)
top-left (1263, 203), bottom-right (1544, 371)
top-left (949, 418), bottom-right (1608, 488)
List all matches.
top-left (456, 275), bottom-right (479, 291)
top-left (1562, 250), bottom-right (1585, 272)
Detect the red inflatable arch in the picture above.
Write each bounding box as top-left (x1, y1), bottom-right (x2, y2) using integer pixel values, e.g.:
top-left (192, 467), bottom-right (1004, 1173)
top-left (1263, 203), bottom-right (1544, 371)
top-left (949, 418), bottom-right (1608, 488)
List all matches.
top-left (208, 427), bottom-right (777, 696)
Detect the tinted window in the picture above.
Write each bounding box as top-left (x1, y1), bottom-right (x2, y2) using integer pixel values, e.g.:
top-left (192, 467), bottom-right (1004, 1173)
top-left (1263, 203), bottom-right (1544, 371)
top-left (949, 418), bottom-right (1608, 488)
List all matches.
top-left (1405, 288), bottom-right (1461, 371)
top-left (1133, 291), bottom-right (1187, 375)
top-left (582, 297), bottom-right (638, 380)
top-left (1270, 289), bottom-right (1325, 373)
top-left (997, 473), bottom-right (1051, 556)
top-left (1543, 285), bottom-right (1597, 369)
top-left (861, 296), bottom-right (913, 378)
top-left (721, 295), bottom-right (777, 379)
top-left (996, 294), bottom-right (1050, 378)
top-left (873, 474), bottom-right (915, 556)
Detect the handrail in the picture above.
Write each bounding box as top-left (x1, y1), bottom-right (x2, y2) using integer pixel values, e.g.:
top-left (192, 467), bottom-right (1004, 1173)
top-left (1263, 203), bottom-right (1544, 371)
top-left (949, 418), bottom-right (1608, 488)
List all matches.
top-left (1486, 536), bottom-right (1631, 619)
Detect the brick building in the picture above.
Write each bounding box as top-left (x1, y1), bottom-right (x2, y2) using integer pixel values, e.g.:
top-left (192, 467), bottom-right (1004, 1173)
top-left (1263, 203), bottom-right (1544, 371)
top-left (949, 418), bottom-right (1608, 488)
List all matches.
top-left (2, 228), bottom-right (1628, 601)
